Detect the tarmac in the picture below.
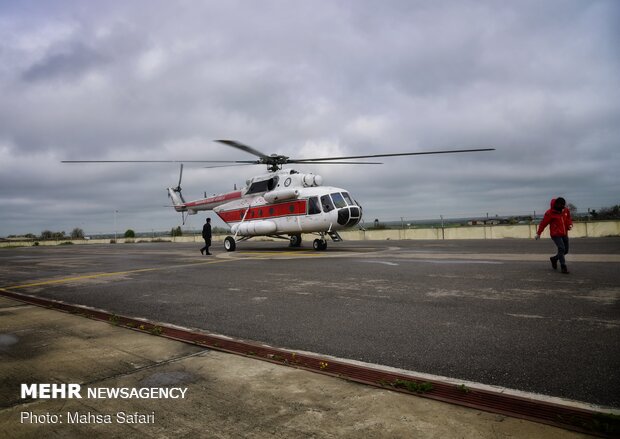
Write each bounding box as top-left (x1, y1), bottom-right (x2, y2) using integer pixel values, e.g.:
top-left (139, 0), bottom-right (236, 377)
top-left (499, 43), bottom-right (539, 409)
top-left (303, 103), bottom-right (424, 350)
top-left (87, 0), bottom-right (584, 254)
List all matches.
top-left (0, 294), bottom-right (595, 438)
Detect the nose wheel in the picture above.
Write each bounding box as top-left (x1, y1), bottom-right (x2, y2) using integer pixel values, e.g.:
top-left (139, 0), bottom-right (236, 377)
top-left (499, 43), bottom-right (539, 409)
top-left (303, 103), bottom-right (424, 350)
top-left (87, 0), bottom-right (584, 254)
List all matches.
top-left (313, 238), bottom-right (327, 251)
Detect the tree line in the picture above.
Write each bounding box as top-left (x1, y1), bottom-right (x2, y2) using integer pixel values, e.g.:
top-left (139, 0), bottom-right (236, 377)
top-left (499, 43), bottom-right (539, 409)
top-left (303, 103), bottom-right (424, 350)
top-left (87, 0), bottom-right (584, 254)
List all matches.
top-left (10, 226), bottom-right (230, 240)
top-left (20, 228), bottom-right (87, 240)
top-left (589, 204), bottom-right (620, 220)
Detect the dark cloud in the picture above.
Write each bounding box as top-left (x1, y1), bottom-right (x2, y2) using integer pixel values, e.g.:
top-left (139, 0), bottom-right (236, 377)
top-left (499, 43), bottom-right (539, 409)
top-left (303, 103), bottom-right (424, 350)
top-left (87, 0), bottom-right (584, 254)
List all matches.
top-left (21, 42), bottom-right (108, 82)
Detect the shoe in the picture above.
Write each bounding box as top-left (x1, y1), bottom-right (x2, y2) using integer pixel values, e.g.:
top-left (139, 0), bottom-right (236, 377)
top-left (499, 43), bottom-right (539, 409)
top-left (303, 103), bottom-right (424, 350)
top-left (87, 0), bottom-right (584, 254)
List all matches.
top-left (550, 256), bottom-right (558, 270)
top-left (561, 265), bottom-right (569, 274)
top-left (200, 249), bottom-right (204, 255)
top-left (206, 252), bottom-right (212, 255)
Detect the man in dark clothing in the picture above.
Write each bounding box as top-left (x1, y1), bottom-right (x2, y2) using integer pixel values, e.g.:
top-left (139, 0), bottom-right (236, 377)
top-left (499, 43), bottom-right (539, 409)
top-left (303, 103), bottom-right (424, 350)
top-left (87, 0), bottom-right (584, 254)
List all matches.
top-left (535, 197), bottom-right (573, 273)
top-left (200, 218), bottom-right (212, 255)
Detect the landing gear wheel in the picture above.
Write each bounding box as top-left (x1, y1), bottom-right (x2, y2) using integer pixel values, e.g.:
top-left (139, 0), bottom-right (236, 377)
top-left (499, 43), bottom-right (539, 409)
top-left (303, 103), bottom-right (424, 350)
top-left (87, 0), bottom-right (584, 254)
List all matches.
top-left (289, 234), bottom-right (302, 247)
top-left (313, 239), bottom-right (327, 251)
top-left (224, 236), bottom-right (236, 252)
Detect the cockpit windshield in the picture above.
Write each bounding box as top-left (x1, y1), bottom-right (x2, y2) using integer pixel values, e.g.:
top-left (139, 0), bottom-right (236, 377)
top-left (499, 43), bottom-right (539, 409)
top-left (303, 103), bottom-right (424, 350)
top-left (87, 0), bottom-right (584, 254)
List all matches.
top-left (342, 192), bottom-right (354, 205)
top-left (331, 192), bottom-right (347, 208)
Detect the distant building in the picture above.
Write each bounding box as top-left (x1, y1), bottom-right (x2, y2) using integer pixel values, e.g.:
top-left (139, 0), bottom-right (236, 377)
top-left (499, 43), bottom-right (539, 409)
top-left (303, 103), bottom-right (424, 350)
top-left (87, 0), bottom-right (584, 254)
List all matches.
top-left (467, 219), bottom-right (501, 226)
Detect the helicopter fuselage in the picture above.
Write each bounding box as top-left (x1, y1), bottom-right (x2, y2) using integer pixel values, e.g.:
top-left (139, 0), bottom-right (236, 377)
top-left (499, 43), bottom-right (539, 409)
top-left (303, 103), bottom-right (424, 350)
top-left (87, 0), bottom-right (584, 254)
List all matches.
top-left (167, 168), bottom-right (362, 249)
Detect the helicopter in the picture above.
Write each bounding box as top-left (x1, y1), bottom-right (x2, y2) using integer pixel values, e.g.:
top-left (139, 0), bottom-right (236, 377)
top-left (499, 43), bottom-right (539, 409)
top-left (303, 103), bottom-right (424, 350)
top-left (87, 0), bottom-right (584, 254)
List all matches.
top-left (63, 140), bottom-right (494, 251)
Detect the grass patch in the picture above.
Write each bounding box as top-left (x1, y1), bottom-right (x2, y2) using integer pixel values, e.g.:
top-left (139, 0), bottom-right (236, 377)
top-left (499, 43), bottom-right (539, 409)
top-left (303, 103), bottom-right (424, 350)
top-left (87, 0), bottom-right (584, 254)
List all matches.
top-left (391, 379), bottom-right (434, 394)
top-left (149, 326), bottom-right (163, 335)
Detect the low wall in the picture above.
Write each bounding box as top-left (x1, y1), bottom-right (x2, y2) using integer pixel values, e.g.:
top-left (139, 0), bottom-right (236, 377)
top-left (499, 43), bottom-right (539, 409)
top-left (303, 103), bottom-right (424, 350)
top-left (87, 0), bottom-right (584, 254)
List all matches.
top-left (2, 221), bottom-right (618, 248)
top-left (340, 221), bottom-right (620, 241)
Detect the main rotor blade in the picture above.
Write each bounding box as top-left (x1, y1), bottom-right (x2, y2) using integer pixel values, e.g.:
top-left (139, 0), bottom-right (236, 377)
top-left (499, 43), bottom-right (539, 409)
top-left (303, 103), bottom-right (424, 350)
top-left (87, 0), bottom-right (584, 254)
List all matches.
top-left (203, 163), bottom-right (260, 169)
top-left (203, 161), bottom-right (383, 169)
top-left (61, 160), bottom-right (258, 163)
top-left (177, 163), bottom-right (184, 189)
top-left (290, 148), bottom-right (495, 162)
top-left (287, 160), bottom-right (383, 165)
top-left (215, 140), bottom-right (271, 159)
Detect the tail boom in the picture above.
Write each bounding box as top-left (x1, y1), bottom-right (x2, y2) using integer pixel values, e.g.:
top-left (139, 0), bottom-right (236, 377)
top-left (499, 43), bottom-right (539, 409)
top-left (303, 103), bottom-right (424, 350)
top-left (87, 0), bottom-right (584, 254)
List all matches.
top-left (183, 190), bottom-right (243, 212)
top-left (168, 188), bottom-right (243, 213)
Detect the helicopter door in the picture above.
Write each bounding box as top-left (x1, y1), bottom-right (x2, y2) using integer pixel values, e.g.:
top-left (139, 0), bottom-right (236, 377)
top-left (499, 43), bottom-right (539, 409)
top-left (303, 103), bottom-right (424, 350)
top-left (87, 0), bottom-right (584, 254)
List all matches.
top-left (305, 196), bottom-right (327, 230)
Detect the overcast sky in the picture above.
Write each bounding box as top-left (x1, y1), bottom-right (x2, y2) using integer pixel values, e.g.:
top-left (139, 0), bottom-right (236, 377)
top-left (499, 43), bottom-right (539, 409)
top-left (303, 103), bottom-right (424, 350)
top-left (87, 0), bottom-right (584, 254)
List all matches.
top-left (1, 0), bottom-right (618, 236)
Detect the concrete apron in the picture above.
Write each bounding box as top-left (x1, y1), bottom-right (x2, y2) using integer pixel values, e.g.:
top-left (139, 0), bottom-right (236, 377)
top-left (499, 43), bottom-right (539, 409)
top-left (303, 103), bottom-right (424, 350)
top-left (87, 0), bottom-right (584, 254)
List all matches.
top-left (0, 295), bottom-right (611, 438)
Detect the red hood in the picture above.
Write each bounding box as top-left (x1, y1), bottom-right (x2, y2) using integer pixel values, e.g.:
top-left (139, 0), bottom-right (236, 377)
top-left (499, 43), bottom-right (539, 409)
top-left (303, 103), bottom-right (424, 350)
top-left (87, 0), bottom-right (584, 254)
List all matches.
top-left (538, 198), bottom-right (572, 237)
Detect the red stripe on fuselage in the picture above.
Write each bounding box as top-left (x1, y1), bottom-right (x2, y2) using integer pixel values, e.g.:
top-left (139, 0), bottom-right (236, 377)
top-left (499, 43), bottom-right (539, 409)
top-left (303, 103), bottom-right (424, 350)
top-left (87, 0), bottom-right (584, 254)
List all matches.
top-left (217, 199), bottom-right (308, 223)
top-left (184, 191), bottom-right (243, 208)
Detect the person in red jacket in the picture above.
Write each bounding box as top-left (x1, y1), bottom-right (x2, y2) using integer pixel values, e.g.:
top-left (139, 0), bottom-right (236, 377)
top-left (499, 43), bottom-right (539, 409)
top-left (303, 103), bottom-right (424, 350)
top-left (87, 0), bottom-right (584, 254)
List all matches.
top-left (535, 197), bottom-right (573, 273)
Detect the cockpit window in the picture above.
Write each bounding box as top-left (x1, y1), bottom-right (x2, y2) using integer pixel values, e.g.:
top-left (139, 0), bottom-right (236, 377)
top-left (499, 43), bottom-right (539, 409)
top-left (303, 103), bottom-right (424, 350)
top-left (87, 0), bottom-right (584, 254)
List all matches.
top-left (342, 192), bottom-right (353, 205)
top-left (320, 194), bottom-right (335, 212)
top-left (331, 192), bottom-right (347, 208)
top-left (308, 197), bottom-right (321, 215)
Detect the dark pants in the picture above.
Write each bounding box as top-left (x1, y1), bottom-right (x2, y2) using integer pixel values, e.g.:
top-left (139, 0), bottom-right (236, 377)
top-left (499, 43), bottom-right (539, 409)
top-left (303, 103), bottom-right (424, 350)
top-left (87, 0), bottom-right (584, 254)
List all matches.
top-left (200, 239), bottom-right (211, 254)
top-left (551, 236), bottom-right (569, 266)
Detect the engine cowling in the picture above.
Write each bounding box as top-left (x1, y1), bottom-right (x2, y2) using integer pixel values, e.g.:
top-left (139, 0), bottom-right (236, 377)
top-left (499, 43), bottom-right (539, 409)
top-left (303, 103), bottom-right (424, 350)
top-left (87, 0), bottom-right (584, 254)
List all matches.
top-left (263, 188), bottom-right (299, 203)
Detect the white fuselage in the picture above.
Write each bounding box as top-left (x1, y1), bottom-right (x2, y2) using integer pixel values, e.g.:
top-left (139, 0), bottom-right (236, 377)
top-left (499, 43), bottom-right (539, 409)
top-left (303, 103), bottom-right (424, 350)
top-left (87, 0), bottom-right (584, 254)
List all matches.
top-left (168, 169), bottom-right (362, 236)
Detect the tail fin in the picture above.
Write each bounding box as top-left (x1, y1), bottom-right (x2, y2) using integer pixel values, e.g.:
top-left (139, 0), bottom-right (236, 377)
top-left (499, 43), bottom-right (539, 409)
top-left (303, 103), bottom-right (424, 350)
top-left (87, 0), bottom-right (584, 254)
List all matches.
top-left (168, 164), bottom-right (186, 212)
top-left (167, 187), bottom-right (186, 212)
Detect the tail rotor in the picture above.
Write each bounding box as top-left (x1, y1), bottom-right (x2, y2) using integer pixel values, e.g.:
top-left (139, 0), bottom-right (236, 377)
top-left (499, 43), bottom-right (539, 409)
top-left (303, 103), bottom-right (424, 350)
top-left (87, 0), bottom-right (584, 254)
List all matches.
top-left (168, 164), bottom-right (186, 203)
top-left (167, 163), bottom-right (187, 206)
top-left (175, 163), bottom-right (184, 193)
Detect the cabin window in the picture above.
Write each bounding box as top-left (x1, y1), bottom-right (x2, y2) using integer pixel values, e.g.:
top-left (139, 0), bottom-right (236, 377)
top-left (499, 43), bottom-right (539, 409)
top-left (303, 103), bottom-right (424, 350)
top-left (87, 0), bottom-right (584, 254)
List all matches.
top-left (289, 204), bottom-right (295, 213)
top-left (308, 197), bottom-right (321, 215)
top-left (331, 192), bottom-right (347, 209)
top-left (320, 195), bottom-right (335, 212)
top-left (342, 192), bottom-right (353, 205)
top-left (269, 207), bottom-right (275, 215)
